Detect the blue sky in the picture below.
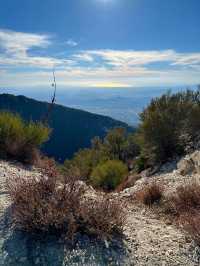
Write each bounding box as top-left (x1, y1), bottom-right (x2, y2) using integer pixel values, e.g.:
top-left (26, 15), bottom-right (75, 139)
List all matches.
top-left (0, 0), bottom-right (200, 88)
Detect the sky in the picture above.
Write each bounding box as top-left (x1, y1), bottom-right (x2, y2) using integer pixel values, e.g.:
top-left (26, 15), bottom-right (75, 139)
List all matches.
top-left (0, 0), bottom-right (200, 89)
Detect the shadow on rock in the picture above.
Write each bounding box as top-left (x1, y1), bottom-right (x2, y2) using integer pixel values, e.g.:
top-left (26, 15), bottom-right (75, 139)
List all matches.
top-left (1, 223), bottom-right (133, 266)
top-left (2, 231), bottom-right (65, 266)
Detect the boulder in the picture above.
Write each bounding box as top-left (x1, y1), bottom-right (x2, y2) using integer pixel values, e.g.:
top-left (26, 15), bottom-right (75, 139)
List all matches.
top-left (177, 158), bottom-right (195, 176)
top-left (177, 150), bottom-right (200, 176)
top-left (191, 151), bottom-right (200, 174)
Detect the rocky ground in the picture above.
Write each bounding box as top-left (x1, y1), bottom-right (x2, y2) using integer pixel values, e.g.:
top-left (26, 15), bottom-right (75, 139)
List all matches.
top-left (0, 152), bottom-right (200, 265)
top-left (0, 161), bottom-right (133, 266)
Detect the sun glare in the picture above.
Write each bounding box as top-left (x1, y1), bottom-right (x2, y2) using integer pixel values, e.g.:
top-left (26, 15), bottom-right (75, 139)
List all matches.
top-left (97, 0), bottom-right (113, 4)
top-left (91, 82), bottom-right (131, 88)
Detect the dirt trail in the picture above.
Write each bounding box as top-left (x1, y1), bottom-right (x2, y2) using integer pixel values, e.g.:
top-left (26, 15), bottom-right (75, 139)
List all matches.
top-left (122, 201), bottom-right (198, 266)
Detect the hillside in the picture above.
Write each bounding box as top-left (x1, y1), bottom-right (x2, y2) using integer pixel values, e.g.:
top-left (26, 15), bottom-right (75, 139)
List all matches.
top-left (0, 94), bottom-right (132, 161)
top-left (0, 152), bottom-right (199, 265)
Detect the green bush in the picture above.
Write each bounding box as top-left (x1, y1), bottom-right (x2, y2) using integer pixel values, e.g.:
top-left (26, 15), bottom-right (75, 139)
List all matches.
top-left (137, 89), bottom-right (200, 165)
top-left (64, 147), bottom-right (109, 179)
top-left (63, 128), bottom-right (138, 180)
top-left (64, 149), bottom-right (94, 179)
top-left (90, 160), bottom-right (128, 191)
top-left (0, 111), bottom-right (50, 163)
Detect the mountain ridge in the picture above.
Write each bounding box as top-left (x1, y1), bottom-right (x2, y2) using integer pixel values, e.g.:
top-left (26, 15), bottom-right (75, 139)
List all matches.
top-left (0, 93), bottom-right (133, 161)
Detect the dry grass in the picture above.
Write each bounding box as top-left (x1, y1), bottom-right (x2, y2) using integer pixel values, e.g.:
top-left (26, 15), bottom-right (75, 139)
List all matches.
top-left (136, 182), bottom-right (163, 206)
top-left (7, 173), bottom-right (124, 240)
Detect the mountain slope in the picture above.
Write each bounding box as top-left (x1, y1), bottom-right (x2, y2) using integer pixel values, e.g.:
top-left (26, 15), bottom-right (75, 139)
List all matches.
top-left (0, 93), bottom-right (133, 161)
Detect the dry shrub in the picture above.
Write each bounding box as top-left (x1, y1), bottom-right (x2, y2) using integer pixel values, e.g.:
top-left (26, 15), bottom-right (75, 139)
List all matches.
top-left (79, 197), bottom-right (125, 239)
top-left (7, 174), bottom-right (124, 240)
top-left (36, 157), bottom-right (60, 179)
top-left (168, 182), bottom-right (200, 215)
top-left (5, 139), bottom-right (41, 165)
top-left (181, 211), bottom-right (200, 246)
top-left (136, 182), bottom-right (163, 206)
top-left (7, 174), bottom-right (83, 239)
top-left (166, 182), bottom-right (200, 245)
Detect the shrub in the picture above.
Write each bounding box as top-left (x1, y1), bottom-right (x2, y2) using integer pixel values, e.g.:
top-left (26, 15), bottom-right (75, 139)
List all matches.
top-left (90, 160), bottom-right (128, 191)
top-left (166, 182), bottom-right (200, 245)
top-left (137, 89), bottom-right (200, 165)
top-left (36, 156), bottom-right (60, 179)
top-left (8, 174), bottom-right (84, 238)
top-left (168, 182), bottom-right (200, 215)
top-left (7, 174), bottom-right (124, 240)
top-left (181, 212), bottom-right (200, 246)
top-left (103, 128), bottom-right (139, 162)
top-left (79, 197), bottom-right (125, 238)
top-left (64, 148), bottom-right (108, 180)
top-left (0, 112), bottom-right (50, 163)
top-left (121, 133), bottom-right (140, 163)
top-left (63, 128), bottom-right (139, 181)
top-left (104, 128), bottom-right (127, 160)
top-left (136, 182), bottom-right (163, 206)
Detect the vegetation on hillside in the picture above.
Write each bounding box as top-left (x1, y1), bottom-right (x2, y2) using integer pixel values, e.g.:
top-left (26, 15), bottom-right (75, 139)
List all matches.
top-left (62, 88), bottom-right (200, 190)
top-left (4, 88), bottom-right (200, 244)
top-left (0, 94), bottom-right (132, 161)
top-left (0, 112), bottom-right (50, 163)
top-left (63, 127), bottom-right (139, 190)
top-left (2, 88), bottom-right (200, 188)
top-left (136, 89), bottom-right (200, 166)
top-left (90, 160), bottom-right (128, 191)
top-left (2, 111), bottom-right (125, 240)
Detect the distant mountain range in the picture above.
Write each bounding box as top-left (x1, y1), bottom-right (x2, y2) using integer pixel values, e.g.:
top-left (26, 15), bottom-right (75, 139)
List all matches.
top-left (0, 94), bottom-right (133, 161)
top-left (0, 86), bottom-right (186, 125)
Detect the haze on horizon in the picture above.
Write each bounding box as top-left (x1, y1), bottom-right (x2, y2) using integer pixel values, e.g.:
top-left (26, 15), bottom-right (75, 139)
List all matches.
top-left (0, 0), bottom-right (199, 90)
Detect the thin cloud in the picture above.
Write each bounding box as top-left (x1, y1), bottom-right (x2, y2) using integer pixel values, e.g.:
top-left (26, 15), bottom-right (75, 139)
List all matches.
top-left (73, 53), bottom-right (94, 62)
top-left (66, 39), bottom-right (78, 47)
top-left (0, 29), bottom-right (73, 68)
top-left (81, 49), bottom-right (200, 67)
top-left (0, 29), bottom-right (200, 88)
top-left (0, 29), bottom-right (50, 56)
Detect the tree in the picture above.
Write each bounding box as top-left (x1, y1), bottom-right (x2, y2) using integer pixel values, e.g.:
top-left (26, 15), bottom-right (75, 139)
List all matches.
top-left (136, 89), bottom-right (200, 165)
